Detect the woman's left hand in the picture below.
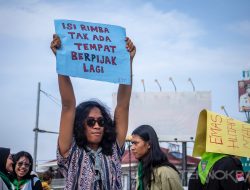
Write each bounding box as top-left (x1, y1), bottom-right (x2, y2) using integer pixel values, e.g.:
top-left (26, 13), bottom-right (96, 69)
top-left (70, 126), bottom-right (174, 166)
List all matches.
top-left (126, 37), bottom-right (136, 61)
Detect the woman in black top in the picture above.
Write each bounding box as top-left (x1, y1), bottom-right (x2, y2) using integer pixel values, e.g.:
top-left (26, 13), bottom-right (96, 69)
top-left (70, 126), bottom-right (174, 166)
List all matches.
top-left (0, 147), bottom-right (14, 190)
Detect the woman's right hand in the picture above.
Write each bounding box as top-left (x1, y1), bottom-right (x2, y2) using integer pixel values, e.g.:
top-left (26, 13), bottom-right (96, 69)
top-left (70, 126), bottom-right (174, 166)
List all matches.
top-left (50, 34), bottom-right (61, 55)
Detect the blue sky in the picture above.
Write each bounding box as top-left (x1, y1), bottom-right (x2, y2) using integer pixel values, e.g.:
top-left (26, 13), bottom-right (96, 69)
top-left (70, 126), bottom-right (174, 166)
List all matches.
top-left (0, 0), bottom-right (250, 164)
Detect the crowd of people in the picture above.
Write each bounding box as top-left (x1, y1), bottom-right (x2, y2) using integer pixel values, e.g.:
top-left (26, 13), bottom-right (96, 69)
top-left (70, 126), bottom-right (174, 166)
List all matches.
top-left (1, 34), bottom-right (250, 190)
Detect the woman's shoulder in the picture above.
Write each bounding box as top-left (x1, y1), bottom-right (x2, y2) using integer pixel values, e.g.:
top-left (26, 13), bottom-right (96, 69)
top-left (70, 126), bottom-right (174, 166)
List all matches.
top-left (31, 175), bottom-right (41, 182)
top-left (111, 141), bottom-right (125, 158)
top-left (153, 166), bottom-right (183, 190)
top-left (0, 177), bottom-right (9, 190)
top-left (214, 156), bottom-right (242, 171)
top-left (154, 166), bottom-right (179, 178)
top-left (30, 176), bottom-right (43, 190)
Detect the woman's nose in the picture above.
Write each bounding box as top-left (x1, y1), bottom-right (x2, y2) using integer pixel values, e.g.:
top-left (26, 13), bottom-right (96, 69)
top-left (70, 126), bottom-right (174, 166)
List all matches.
top-left (93, 122), bottom-right (101, 128)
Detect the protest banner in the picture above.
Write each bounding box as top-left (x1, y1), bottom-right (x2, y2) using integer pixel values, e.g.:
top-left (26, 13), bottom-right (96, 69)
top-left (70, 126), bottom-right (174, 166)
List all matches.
top-left (54, 19), bottom-right (131, 84)
top-left (193, 109), bottom-right (250, 157)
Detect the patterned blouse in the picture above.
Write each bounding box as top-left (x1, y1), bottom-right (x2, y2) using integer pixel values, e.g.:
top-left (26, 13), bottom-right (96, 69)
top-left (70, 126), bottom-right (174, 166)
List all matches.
top-left (57, 139), bottom-right (124, 190)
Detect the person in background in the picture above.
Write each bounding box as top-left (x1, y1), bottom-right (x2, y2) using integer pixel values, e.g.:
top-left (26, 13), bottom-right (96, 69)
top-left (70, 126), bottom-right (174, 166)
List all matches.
top-left (41, 170), bottom-right (53, 190)
top-left (188, 152), bottom-right (249, 190)
top-left (0, 147), bottom-right (14, 190)
top-left (10, 151), bottom-right (42, 190)
top-left (131, 125), bottom-right (183, 190)
top-left (50, 34), bottom-right (136, 189)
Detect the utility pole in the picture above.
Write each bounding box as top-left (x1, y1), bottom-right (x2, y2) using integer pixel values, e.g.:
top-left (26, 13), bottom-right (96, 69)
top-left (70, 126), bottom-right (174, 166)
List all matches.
top-left (128, 141), bottom-right (132, 190)
top-left (32, 82), bottom-right (60, 172)
top-left (182, 142), bottom-right (187, 186)
top-left (33, 82), bottom-right (41, 172)
top-left (141, 79), bottom-right (146, 92)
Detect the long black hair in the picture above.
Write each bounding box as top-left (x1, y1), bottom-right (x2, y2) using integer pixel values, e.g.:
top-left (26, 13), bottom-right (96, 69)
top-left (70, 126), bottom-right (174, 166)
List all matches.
top-left (132, 125), bottom-right (179, 187)
top-left (0, 147), bottom-right (13, 189)
top-left (0, 147), bottom-right (10, 175)
top-left (74, 100), bottom-right (116, 155)
top-left (12, 151), bottom-right (33, 180)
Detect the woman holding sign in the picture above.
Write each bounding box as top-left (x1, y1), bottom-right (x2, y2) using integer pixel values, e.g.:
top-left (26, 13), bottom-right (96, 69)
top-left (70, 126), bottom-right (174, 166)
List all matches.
top-left (51, 34), bottom-right (135, 190)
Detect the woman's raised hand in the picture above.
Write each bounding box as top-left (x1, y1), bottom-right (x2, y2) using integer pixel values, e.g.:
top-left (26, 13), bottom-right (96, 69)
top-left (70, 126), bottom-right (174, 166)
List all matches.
top-left (50, 34), bottom-right (61, 55)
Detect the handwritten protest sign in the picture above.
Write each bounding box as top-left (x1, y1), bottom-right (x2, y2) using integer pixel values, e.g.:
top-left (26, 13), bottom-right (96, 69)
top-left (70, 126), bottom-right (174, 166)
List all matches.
top-left (193, 109), bottom-right (250, 157)
top-left (54, 19), bottom-right (131, 84)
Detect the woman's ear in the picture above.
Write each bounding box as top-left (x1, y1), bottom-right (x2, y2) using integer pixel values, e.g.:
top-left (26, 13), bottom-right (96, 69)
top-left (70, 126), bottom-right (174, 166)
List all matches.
top-left (147, 142), bottom-right (151, 149)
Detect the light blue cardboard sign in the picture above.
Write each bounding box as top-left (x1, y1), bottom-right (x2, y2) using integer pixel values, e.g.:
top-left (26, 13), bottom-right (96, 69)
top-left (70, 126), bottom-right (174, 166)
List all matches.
top-left (54, 19), bottom-right (131, 84)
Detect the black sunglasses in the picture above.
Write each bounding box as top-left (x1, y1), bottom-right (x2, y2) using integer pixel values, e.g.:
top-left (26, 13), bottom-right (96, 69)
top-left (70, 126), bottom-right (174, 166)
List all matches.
top-left (86, 117), bottom-right (105, 127)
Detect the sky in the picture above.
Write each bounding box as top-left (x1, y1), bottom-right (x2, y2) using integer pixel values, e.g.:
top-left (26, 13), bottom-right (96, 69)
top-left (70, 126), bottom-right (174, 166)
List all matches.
top-left (0, 0), bottom-right (250, 165)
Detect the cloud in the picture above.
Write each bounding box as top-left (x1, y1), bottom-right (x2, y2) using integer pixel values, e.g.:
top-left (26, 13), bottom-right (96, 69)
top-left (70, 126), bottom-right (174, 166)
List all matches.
top-left (227, 20), bottom-right (250, 38)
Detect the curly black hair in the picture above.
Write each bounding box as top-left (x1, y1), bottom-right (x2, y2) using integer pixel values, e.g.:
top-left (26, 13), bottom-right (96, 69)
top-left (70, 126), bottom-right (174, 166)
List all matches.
top-left (74, 100), bottom-right (116, 155)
